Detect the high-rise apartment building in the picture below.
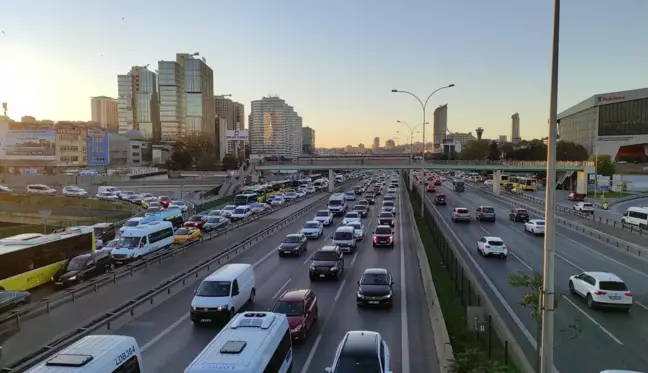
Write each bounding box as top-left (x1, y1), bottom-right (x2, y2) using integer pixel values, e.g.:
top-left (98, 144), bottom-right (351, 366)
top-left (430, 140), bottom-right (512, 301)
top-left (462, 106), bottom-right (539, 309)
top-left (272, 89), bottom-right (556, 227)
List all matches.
top-left (433, 104), bottom-right (448, 153)
top-left (302, 126), bottom-right (315, 155)
top-left (91, 96), bottom-right (118, 133)
top-left (157, 53), bottom-right (215, 149)
top-left (249, 96), bottom-right (302, 158)
top-left (385, 139), bottom-right (396, 149)
top-left (511, 113), bottom-right (521, 144)
top-left (116, 66), bottom-right (160, 141)
top-left (373, 137), bottom-right (380, 150)
top-left (215, 95), bottom-right (246, 158)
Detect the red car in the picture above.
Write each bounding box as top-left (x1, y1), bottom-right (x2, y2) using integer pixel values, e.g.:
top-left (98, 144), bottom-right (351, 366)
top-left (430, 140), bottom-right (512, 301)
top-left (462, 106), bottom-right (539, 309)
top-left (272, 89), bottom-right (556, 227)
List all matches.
top-left (568, 193), bottom-right (584, 201)
top-left (426, 185), bottom-right (436, 193)
top-left (272, 289), bottom-right (318, 343)
top-left (183, 215), bottom-right (207, 229)
top-left (434, 179), bottom-right (442, 186)
top-left (158, 196), bottom-right (172, 208)
top-left (434, 194), bottom-right (447, 205)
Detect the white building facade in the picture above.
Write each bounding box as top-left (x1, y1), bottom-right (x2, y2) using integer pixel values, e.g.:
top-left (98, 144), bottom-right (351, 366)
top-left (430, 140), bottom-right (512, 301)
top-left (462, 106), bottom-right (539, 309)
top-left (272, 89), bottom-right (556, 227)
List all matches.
top-left (249, 96), bottom-right (302, 158)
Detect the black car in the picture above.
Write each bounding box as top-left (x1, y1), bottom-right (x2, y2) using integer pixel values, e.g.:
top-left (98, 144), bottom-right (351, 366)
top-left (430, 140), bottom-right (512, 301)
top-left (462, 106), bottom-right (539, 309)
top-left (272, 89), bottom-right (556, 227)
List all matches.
top-left (353, 205), bottom-right (369, 217)
top-left (278, 233), bottom-right (308, 257)
top-left (356, 268), bottom-right (394, 307)
top-left (372, 225), bottom-right (394, 247)
top-left (309, 246), bottom-right (344, 281)
top-left (373, 187), bottom-right (382, 195)
top-left (434, 194), bottom-right (447, 205)
top-left (52, 250), bottom-right (113, 288)
top-left (378, 212), bottom-right (395, 227)
top-left (509, 208), bottom-right (530, 222)
top-left (0, 290), bottom-right (30, 313)
top-left (354, 187), bottom-right (363, 195)
top-left (365, 194), bottom-right (376, 204)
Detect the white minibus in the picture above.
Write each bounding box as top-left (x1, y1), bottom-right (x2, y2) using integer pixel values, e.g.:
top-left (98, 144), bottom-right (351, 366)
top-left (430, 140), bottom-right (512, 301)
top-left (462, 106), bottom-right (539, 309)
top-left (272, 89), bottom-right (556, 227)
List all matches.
top-left (26, 335), bottom-right (143, 373)
top-left (184, 312), bottom-right (292, 373)
top-left (621, 206), bottom-right (648, 229)
top-left (110, 221), bottom-right (174, 264)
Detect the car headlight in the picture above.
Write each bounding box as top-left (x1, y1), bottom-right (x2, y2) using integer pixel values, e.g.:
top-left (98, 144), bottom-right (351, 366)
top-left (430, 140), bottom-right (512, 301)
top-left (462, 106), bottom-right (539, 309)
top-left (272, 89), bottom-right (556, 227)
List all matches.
top-left (330, 266), bottom-right (338, 271)
top-left (356, 291), bottom-right (364, 298)
top-left (384, 292), bottom-right (392, 299)
top-left (191, 306), bottom-right (197, 311)
top-left (291, 324), bottom-right (303, 332)
top-left (69, 276), bottom-right (77, 281)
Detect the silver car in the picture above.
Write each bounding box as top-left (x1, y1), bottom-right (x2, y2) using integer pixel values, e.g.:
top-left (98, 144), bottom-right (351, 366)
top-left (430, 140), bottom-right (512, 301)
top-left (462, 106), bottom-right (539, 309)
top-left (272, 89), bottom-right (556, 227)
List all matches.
top-left (451, 207), bottom-right (471, 222)
top-left (347, 222), bottom-right (365, 241)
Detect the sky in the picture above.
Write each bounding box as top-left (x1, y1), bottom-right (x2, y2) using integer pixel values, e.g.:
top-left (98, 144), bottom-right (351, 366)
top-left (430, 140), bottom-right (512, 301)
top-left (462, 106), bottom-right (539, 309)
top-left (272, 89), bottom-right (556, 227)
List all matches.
top-left (1, 0), bottom-right (647, 148)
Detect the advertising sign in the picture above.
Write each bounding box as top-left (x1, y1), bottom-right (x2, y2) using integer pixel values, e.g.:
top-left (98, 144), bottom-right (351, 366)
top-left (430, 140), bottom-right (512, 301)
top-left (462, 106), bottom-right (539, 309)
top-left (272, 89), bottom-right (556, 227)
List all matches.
top-left (1, 129), bottom-right (56, 160)
top-left (225, 130), bottom-right (249, 141)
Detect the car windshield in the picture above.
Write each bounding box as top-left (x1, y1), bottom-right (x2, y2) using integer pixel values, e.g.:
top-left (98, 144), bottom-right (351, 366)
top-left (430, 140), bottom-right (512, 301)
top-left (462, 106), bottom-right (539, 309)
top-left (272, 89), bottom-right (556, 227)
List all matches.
top-left (118, 236), bottom-right (142, 248)
top-left (334, 356), bottom-right (381, 373)
top-left (313, 252), bottom-right (337, 261)
top-left (207, 218), bottom-right (222, 223)
top-left (251, 203), bottom-right (264, 208)
top-left (361, 274), bottom-right (389, 285)
top-left (172, 201), bottom-right (185, 206)
top-left (353, 206), bottom-right (365, 211)
top-left (196, 281), bottom-right (231, 297)
top-left (209, 210), bottom-right (222, 215)
top-left (304, 222), bottom-right (320, 229)
top-left (534, 221), bottom-right (545, 226)
top-left (437, 195), bottom-right (445, 199)
top-left (334, 232), bottom-right (353, 240)
top-left (272, 301), bottom-right (304, 317)
top-left (348, 223), bottom-right (362, 230)
top-left (224, 206), bottom-right (236, 211)
top-left (487, 240), bottom-right (504, 246)
top-left (283, 236), bottom-right (301, 243)
top-left (188, 216), bottom-right (202, 222)
top-left (345, 213), bottom-right (359, 219)
top-left (233, 208), bottom-right (247, 214)
top-left (65, 256), bottom-right (88, 271)
top-left (124, 220), bottom-right (140, 227)
top-left (599, 281), bottom-right (628, 291)
top-left (482, 207), bottom-right (495, 213)
top-left (358, 201), bottom-right (368, 205)
top-left (375, 227), bottom-right (391, 235)
top-left (457, 209), bottom-right (469, 214)
top-left (317, 211), bottom-right (330, 217)
top-left (518, 209), bottom-right (528, 213)
top-left (583, 203), bottom-right (593, 207)
top-left (383, 202), bottom-right (394, 207)
top-left (329, 200), bottom-right (343, 206)
top-left (379, 213), bottom-right (393, 219)
top-left (176, 228), bottom-right (192, 235)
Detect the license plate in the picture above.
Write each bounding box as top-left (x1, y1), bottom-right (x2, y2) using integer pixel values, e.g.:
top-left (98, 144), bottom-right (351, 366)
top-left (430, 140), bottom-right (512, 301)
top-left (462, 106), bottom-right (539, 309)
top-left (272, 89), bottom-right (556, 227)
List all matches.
top-left (115, 261), bottom-right (123, 264)
top-left (284, 251), bottom-right (291, 254)
top-left (368, 301), bottom-right (379, 304)
top-left (609, 296), bottom-right (621, 300)
top-left (55, 282), bottom-right (63, 285)
top-left (200, 319), bottom-right (211, 322)
top-left (320, 274), bottom-right (325, 278)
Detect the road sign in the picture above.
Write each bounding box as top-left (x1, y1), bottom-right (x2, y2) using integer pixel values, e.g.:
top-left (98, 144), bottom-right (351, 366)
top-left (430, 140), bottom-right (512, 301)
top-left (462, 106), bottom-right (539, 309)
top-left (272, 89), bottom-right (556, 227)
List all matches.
top-left (39, 210), bottom-right (52, 224)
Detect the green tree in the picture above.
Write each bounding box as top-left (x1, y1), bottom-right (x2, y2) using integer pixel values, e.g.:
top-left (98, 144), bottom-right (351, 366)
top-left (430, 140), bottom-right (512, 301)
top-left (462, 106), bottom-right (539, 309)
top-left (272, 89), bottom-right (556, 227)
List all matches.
top-left (499, 142), bottom-right (515, 159)
top-left (196, 154), bottom-right (218, 171)
top-left (487, 141), bottom-right (500, 160)
top-left (557, 141), bottom-right (589, 161)
top-left (170, 149), bottom-right (193, 170)
top-left (221, 154), bottom-right (239, 170)
top-left (589, 154), bottom-right (615, 176)
top-left (460, 140), bottom-right (489, 160)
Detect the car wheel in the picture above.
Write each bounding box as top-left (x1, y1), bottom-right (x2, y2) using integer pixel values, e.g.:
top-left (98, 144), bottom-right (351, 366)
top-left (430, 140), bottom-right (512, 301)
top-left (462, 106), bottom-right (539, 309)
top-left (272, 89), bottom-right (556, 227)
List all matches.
top-left (229, 308), bottom-right (236, 320)
top-left (249, 289), bottom-right (256, 304)
top-left (568, 281), bottom-right (575, 294)
top-left (586, 294), bottom-right (594, 308)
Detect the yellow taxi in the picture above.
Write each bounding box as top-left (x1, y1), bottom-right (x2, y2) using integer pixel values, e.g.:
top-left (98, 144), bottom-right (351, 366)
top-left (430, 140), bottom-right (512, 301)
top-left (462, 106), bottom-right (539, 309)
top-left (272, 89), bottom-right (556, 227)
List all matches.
top-left (174, 227), bottom-right (201, 243)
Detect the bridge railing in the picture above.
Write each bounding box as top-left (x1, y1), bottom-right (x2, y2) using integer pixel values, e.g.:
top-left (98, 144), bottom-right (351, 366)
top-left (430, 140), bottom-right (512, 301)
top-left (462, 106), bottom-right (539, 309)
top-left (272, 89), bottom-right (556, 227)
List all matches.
top-left (258, 157), bottom-right (595, 168)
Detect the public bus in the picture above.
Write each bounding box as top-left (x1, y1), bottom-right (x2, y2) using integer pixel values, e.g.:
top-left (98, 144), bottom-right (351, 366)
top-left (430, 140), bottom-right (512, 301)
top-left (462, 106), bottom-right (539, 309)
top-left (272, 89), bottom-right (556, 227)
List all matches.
top-left (509, 176), bottom-right (521, 188)
top-left (500, 174), bottom-right (510, 185)
top-left (0, 227), bottom-right (96, 291)
top-left (184, 312), bottom-right (292, 373)
top-left (234, 193), bottom-right (260, 206)
top-left (270, 180), bottom-right (292, 192)
top-left (520, 177), bottom-right (538, 191)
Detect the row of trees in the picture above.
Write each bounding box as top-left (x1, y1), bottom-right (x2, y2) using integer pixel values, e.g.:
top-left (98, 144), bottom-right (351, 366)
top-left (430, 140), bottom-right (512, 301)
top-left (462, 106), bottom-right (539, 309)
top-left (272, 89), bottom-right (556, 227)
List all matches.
top-left (459, 139), bottom-right (590, 162)
top-left (162, 134), bottom-right (247, 171)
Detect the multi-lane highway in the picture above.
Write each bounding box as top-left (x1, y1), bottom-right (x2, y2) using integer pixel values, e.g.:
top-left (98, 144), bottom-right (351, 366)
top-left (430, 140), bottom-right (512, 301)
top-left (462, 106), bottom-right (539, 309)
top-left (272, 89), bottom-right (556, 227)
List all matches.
top-left (424, 180), bottom-right (648, 373)
top-left (108, 184), bottom-right (438, 372)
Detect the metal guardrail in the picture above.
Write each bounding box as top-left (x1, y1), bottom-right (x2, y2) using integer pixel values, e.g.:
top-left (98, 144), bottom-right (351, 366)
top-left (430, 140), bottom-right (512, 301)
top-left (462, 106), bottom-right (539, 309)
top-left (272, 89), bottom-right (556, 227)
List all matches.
top-left (1, 181), bottom-right (354, 371)
top-left (261, 158), bottom-right (595, 168)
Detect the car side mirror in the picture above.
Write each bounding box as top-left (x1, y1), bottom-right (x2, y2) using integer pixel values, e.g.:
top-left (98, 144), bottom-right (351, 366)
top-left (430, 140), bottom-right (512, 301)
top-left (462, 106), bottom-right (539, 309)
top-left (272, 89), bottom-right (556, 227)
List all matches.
top-left (391, 281), bottom-right (395, 285)
top-left (357, 280), bottom-right (360, 285)
top-left (193, 290), bottom-right (197, 295)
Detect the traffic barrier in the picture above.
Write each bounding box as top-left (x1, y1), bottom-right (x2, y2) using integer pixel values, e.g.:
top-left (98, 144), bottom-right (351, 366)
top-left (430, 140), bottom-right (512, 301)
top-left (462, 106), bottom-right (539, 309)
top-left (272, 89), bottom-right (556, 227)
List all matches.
top-left (405, 174), bottom-right (534, 373)
top-left (0, 180), bottom-right (355, 371)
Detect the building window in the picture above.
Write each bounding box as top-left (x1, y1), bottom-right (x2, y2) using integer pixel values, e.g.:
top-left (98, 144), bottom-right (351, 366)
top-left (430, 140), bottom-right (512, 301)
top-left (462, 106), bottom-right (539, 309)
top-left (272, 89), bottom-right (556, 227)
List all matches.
top-left (598, 98), bottom-right (648, 136)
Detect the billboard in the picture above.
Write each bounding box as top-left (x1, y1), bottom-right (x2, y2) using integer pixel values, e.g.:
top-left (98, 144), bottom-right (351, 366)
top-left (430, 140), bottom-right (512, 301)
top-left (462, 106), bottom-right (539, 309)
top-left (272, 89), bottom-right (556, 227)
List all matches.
top-left (225, 130), bottom-right (249, 141)
top-left (1, 129), bottom-right (56, 160)
top-left (87, 129), bottom-right (110, 166)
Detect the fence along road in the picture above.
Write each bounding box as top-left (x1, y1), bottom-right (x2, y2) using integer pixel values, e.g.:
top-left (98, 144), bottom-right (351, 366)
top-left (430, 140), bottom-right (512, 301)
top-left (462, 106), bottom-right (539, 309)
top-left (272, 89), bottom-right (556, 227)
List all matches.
top-left (4, 184), bottom-right (440, 373)
top-left (0, 182), bottom-right (354, 369)
top-left (426, 181), bottom-right (648, 373)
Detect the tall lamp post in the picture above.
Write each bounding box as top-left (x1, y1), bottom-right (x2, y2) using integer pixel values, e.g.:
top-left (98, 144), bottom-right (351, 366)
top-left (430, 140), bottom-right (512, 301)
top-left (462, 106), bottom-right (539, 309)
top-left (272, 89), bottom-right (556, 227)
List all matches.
top-left (392, 84), bottom-right (455, 217)
top-left (396, 120), bottom-right (426, 154)
top-left (540, 1), bottom-right (560, 372)
top-left (396, 129), bottom-right (420, 154)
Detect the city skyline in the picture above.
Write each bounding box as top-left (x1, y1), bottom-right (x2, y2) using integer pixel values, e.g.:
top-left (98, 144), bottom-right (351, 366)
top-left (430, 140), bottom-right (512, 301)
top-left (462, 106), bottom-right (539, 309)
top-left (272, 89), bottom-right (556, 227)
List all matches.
top-left (1, 1), bottom-right (647, 147)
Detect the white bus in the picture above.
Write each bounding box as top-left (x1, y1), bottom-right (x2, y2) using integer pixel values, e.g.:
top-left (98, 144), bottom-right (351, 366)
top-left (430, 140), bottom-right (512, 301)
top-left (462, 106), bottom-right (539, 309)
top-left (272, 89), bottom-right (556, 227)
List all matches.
top-left (184, 312), bottom-right (292, 373)
top-left (110, 221), bottom-right (174, 264)
top-left (25, 335), bottom-right (143, 373)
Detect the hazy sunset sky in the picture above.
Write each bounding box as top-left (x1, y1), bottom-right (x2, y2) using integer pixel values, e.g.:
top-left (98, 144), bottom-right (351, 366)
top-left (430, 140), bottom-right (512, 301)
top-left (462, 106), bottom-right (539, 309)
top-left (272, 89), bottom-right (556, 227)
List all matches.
top-left (1, 0), bottom-right (647, 147)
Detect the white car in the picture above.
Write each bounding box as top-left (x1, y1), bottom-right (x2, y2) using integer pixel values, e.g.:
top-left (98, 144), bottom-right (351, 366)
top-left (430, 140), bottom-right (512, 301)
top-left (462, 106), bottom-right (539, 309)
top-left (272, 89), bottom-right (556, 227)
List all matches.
top-left (326, 331), bottom-right (392, 373)
top-left (484, 180), bottom-right (493, 186)
top-left (221, 205), bottom-right (237, 217)
top-left (285, 191), bottom-right (298, 200)
top-left (313, 210), bottom-right (333, 226)
top-left (170, 200), bottom-right (189, 212)
top-left (305, 186), bottom-right (316, 193)
top-left (477, 236), bottom-right (508, 259)
top-left (524, 219), bottom-right (545, 235)
top-left (230, 206), bottom-right (252, 220)
top-left (0, 185), bottom-right (13, 193)
top-left (271, 196), bottom-right (285, 206)
top-left (347, 221), bottom-right (365, 240)
top-left (62, 186), bottom-right (88, 197)
top-left (574, 202), bottom-right (595, 214)
top-left (344, 192), bottom-right (356, 201)
top-left (26, 184), bottom-right (56, 195)
top-left (342, 212), bottom-right (362, 225)
top-left (249, 202), bottom-right (270, 213)
top-left (296, 190), bottom-right (306, 198)
top-left (301, 221), bottom-right (324, 238)
top-left (96, 192), bottom-right (119, 200)
top-left (568, 271), bottom-right (632, 310)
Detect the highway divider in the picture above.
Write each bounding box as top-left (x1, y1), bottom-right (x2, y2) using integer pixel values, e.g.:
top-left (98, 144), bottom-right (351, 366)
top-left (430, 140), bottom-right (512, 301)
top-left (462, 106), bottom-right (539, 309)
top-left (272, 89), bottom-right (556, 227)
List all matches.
top-left (405, 174), bottom-right (534, 373)
top-left (0, 182), bottom-right (351, 334)
top-left (468, 184), bottom-right (648, 260)
top-left (0, 181), bottom-right (354, 372)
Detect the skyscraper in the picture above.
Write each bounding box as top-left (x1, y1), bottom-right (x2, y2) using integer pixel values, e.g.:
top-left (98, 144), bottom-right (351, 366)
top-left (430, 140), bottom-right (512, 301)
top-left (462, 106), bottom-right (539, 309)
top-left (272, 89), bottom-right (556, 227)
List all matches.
top-left (511, 113), bottom-right (521, 144)
top-left (373, 137), bottom-right (380, 150)
top-left (91, 96), bottom-right (118, 133)
top-left (116, 66), bottom-right (160, 141)
top-left (385, 139), bottom-right (396, 149)
top-left (249, 96), bottom-right (302, 158)
top-left (302, 126), bottom-right (315, 155)
top-left (215, 95), bottom-right (246, 157)
top-left (433, 104), bottom-right (448, 153)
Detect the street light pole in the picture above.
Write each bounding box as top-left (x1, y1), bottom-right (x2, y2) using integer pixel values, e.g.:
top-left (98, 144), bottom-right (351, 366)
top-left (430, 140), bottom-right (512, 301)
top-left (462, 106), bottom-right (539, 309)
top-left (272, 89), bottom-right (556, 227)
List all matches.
top-left (540, 1), bottom-right (560, 372)
top-left (392, 85), bottom-right (455, 217)
top-left (397, 120), bottom-right (425, 155)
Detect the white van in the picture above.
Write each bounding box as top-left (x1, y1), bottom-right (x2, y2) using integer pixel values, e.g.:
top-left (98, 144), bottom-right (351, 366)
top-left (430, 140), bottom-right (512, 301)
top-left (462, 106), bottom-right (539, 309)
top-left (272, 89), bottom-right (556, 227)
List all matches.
top-left (328, 193), bottom-right (347, 216)
top-left (25, 335), bottom-right (143, 373)
top-left (97, 186), bottom-right (121, 195)
top-left (190, 263), bottom-right (256, 324)
top-left (111, 221), bottom-right (174, 264)
top-left (621, 206), bottom-right (648, 229)
top-left (184, 312), bottom-right (292, 373)
top-left (230, 205), bottom-right (252, 221)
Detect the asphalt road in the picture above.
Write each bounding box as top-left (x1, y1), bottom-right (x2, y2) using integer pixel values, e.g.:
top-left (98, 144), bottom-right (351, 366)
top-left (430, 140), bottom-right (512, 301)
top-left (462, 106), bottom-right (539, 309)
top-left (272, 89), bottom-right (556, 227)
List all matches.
top-left (110, 184), bottom-right (439, 373)
top-left (426, 181), bottom-right (648, 373)
top-left (0, 192), bottom-right (334, 367)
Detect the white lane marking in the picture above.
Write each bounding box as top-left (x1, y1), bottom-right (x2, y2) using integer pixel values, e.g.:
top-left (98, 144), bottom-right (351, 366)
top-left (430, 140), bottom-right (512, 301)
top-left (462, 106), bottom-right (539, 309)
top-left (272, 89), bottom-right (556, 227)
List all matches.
top-left (399, 191), bottom-right (411, 373)
top-left (635, 301), bottom-right (648, 311)
top-left (334, 278), bottom-right (347, 302)
top-left (253, 244), bottom-right (280, 268)
top-left (141, 313), bottom-right (189, 352)
top-left (350, 252), bottom-right (358, 267)
top-left (271, 279), bottom-right (291, 300)
top-left (560, 295), bottom-right (624, 345)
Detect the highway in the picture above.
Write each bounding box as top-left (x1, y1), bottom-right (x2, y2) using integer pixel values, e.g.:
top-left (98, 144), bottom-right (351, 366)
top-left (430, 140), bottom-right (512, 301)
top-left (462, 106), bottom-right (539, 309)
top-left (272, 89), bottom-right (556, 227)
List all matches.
top-left (0, 191), bottom-right (337, 367)
top-left (109, 184), bottom-right (439, 372)
top-left (425, 181), bottom-right (648, 373)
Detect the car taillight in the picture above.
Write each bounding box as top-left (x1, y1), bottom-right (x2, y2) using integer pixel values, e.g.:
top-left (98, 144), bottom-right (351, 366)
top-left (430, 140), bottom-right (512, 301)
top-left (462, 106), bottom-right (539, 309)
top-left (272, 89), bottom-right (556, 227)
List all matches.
top-left (502, 245), bottom-right (507, 249)
top-left (484, 245), bottom-right (490, 248)
top-left (625, 292), bottom-right (633, 297)
top-left (594, 291), bottom-right (607, 295)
